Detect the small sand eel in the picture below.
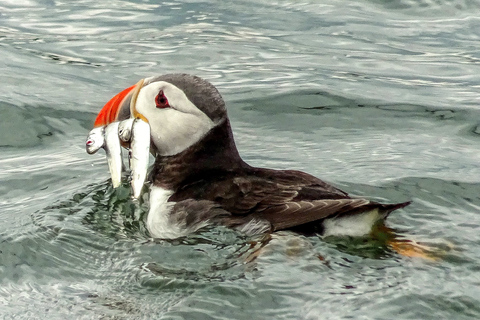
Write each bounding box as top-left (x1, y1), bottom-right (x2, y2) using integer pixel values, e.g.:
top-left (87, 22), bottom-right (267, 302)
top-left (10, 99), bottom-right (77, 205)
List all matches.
top-left (104, 122), bottom-right (123, 188)
top-left (86, 124), bottom-right (123, 188)
top-left (129, 118), bottom-right (150, 200)
top-left (118, 118), bottom-right (135, 142)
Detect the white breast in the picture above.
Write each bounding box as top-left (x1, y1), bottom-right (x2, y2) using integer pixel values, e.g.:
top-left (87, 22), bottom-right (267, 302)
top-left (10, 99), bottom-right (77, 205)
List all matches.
top-left (146, 186), bottom-right (185, 239)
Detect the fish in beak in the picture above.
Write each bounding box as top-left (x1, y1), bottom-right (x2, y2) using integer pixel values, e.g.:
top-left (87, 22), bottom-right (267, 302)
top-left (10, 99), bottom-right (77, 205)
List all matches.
top-left (86, 79), bottom-right (151, 199)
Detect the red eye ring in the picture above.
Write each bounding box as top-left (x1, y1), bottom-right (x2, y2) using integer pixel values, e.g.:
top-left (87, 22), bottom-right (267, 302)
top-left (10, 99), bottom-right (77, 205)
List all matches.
top-left (155, 90), bottom-right (170, 108)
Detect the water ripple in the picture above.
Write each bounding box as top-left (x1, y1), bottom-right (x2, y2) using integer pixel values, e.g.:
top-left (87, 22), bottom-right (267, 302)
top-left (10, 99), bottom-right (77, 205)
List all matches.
top-left (1, 0), bottom-right (480, 318)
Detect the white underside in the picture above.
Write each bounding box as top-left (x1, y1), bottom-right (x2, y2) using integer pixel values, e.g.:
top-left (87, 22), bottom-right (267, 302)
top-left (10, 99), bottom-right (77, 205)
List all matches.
top-left (321, 209), bottom-right (381, 237)
top-left (147, 186), bottom-right (215, 239)
top-left (146, 186), bottom-right (183, 239)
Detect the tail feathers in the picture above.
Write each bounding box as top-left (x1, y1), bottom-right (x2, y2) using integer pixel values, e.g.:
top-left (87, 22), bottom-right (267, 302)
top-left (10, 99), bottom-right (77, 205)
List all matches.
top-left (379, 201), bottom-right (412, 217)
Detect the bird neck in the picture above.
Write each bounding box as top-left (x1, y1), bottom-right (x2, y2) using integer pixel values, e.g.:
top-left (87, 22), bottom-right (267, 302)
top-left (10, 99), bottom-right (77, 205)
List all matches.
top-left (150, 118), bottom-right (248, 190)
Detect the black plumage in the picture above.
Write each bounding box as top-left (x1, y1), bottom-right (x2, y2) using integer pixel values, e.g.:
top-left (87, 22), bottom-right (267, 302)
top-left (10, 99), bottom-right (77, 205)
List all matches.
top-left (142, 74), bottom-right (410, 235)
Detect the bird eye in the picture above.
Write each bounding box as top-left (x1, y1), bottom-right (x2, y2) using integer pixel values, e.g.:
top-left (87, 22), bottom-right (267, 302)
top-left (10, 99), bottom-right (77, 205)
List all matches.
top-left (155, 90), bottom-right (170, 108)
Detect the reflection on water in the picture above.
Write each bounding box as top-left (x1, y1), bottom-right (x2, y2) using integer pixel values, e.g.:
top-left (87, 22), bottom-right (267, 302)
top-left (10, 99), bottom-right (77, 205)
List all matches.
top-left (1, 158), bottom-right (473, 319)
top-left (1, 0), bottom-right (480, 318)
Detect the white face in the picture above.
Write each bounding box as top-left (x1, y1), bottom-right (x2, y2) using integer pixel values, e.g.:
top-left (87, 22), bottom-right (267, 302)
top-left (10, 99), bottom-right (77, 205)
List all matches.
top-left (134, 81), bottom-right (215, 156)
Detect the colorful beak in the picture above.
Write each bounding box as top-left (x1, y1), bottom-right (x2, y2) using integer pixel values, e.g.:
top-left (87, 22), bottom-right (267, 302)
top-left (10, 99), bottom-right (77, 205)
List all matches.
top-left (129, 79), bottom-right (149, 123)
top-left (93, 82), bottom-right (140, 128)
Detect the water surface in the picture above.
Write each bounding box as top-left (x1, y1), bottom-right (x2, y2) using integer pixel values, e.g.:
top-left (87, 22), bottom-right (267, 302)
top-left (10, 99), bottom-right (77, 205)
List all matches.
top-left (1, 0), bottom-right (480, 319)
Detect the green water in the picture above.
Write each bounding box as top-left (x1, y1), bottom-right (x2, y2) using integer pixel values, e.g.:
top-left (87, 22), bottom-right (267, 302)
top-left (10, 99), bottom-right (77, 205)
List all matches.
top-left (1, 0), bottom-right (480, 319)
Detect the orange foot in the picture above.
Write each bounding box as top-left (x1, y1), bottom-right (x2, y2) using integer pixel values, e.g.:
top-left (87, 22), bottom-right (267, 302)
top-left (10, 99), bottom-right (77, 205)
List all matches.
top-left (374, 224), bottom-right (449, 261)
top-left (387, 239), bottom-right (440, 261)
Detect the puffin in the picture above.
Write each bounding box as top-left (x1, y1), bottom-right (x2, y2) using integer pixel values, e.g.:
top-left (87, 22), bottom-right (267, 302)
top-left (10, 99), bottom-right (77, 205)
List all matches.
top-left (90, 73), bottom-right (411, 240)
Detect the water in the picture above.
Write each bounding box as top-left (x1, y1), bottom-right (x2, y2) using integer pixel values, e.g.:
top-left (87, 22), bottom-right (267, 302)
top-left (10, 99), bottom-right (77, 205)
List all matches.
top-left (1, 0), bottom-right (480, 318)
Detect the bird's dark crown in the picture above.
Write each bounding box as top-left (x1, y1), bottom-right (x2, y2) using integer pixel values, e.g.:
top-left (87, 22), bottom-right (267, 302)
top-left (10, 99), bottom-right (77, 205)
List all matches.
top-left (144, 73), bottom-right (227, 124)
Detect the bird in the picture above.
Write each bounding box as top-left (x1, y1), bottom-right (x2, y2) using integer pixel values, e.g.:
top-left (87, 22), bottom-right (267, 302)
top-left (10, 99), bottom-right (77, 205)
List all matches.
top-left (91, 73), bottom-right (411, 240)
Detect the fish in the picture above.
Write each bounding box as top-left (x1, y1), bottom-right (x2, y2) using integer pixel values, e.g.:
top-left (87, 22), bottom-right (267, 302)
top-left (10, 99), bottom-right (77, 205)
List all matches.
top-left (85, 126), bottom-right (105, 154)
top-left (86, 123), bottom-right (123, 188)
top-left (118, 118), bottom-right (135, 142)
top-left (104, 122), bottom-right (123, 188)
top-left (86, 118), bottom-right (150, 196)
top-left (129, 118), bottom-right (151, 200)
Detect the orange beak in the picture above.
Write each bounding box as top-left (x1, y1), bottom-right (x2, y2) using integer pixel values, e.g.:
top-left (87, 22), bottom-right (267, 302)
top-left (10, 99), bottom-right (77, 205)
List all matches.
top-left (93, 84), bottom-right (136, 127)
top-left (93, 79), bottom-right (148, 128)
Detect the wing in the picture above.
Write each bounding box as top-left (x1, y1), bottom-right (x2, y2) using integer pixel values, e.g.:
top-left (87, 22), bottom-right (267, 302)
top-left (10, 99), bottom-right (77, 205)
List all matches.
top-left (259, 198), bottom-right (371, 231)
top-left (169, 167), bottom-right (377, 230)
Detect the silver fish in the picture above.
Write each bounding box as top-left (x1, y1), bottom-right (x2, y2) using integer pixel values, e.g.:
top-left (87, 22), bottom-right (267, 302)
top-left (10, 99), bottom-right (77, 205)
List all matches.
top-left (130, 118), bottom-right (150, 200)
top-left (104, 122), bottom-right (123, 188)
top-left (86, 126), bottom-right (105, 154)
top-left (118, 118), bottom-right (135, 142)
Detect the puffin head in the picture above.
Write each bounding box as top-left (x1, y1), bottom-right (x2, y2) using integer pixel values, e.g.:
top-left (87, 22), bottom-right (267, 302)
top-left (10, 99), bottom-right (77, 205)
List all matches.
top-left (94, 74), bottom-right (227, 156)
